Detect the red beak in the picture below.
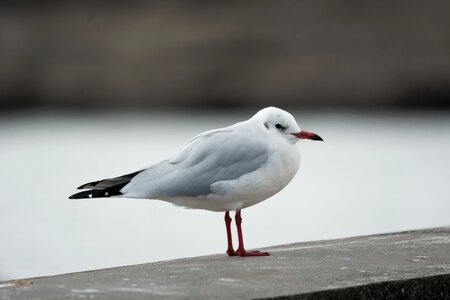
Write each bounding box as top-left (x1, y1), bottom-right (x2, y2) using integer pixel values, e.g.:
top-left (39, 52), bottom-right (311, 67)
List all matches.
top-left (291, 130), bottom-right (323, 141)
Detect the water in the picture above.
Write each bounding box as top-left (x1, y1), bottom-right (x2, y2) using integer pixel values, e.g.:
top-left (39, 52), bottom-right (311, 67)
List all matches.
top-left (1, 109), bottom-right (449, 281)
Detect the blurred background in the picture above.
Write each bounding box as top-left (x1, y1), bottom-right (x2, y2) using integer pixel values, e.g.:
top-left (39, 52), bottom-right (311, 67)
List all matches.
top-left (1, 1), bottom-right (449, 281)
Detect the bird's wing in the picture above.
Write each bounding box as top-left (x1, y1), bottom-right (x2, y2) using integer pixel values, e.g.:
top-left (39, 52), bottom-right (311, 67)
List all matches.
top-left (121, 129), bottom-right (271, 198)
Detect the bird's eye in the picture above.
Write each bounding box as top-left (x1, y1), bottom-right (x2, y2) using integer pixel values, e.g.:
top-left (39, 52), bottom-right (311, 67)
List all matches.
top-left (275, 123), bottom-right (283, 130)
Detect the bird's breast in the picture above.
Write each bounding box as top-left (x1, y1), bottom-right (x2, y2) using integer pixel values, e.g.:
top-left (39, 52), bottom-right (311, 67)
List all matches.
top-left (266, 144), bottom-right (301, 191)
top-left (209, 143), bottom-right (300, 208)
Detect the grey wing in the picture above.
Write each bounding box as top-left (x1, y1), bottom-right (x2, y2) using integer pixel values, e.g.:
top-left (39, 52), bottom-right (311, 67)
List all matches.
top-left (121, 130), bottom-right (270, 198)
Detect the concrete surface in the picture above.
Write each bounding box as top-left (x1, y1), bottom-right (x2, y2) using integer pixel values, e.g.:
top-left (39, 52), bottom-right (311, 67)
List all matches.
top-left (1, 228), bottom-right (449, 299)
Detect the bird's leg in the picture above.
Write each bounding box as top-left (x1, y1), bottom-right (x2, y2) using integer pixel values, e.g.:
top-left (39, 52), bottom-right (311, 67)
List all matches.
top-left (235, 209), bottom-right (270, 257)
top-left (224, 211), bottom-right (236, 256)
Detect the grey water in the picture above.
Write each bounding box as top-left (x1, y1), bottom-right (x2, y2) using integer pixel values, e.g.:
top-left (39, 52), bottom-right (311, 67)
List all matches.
top-left (1, 109), bottom-right (449, 281)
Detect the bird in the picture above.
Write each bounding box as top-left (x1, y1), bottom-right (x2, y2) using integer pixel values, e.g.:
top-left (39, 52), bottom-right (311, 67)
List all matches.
top-left (69, 107), bottom-right (323, 257)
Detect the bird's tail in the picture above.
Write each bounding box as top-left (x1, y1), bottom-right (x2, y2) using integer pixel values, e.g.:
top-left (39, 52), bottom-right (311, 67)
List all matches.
top-left (69, 170), bottom-right (142, 199)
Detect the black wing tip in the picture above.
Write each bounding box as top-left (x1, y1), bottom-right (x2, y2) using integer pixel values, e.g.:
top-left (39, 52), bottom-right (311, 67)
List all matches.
top-left (69, 189), bottom-right (96, 199)
top-left (77, 181), bottom-right (98, 189)
top-left (75, 170), bottom-right (142, 190)
top-left (69, 182), bottom-right (127, 200)
top-left (69, 191), bottom-right (88, 199)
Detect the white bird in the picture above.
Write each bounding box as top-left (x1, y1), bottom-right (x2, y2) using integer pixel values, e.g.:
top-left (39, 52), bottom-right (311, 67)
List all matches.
top-left (70, 107), bottom-right (323, 256)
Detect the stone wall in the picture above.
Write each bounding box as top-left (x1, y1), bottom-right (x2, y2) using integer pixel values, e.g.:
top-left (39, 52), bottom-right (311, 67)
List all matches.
top-left (1, 228), bottom-right (449, 299)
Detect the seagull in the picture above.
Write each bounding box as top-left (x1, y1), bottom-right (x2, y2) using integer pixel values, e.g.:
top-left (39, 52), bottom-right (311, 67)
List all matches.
top-left (69, 107), bottom-right (323, 256)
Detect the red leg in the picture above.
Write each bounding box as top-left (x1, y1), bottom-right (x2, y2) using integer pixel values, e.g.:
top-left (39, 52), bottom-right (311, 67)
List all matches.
top-left (224, 211), bottom-right (236, 256)
top-left (235, 210), bottom-right (269, 257)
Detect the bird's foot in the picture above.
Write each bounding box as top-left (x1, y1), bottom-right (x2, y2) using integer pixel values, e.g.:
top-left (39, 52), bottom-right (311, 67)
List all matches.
top-left (236, 249), bottom-right (270, 257)
top-left (226, 248), bottom-right (237, 256)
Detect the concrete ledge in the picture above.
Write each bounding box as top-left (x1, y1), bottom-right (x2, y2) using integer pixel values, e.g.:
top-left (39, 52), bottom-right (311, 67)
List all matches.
top-left (1, 228), bottom-right (449, 299)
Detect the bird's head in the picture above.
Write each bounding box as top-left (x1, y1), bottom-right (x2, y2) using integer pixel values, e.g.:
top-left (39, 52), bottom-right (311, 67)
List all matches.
top-left (253, 107), bottom-right (323, 144)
